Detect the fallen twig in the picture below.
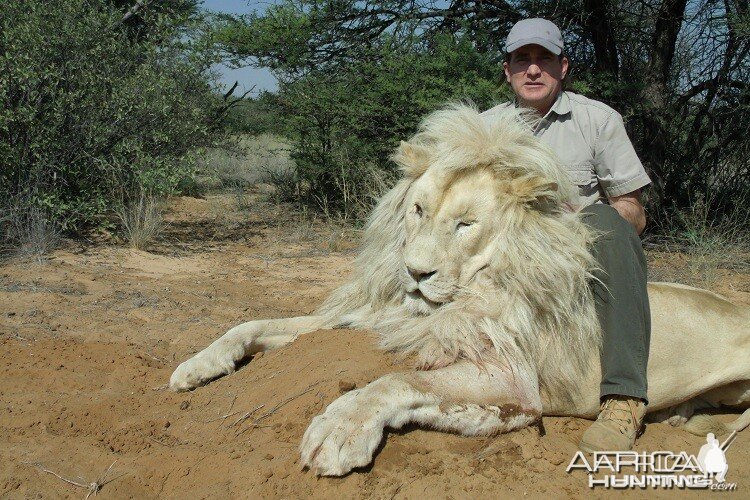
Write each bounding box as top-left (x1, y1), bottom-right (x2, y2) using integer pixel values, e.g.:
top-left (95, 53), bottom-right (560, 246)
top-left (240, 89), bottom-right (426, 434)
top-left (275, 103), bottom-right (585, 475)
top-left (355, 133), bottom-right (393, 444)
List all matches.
top-left (197, 394), bottom-right (242, 423)
top-left (234, 423), bottom-right (272, 436)
top-left (232, 384), bottom-right (319, 437)
top-left (11, 332), bottom-right (31, 342)
top-left (204, 409), bottom-right (243, 423)
top-left (140, 351), bottom-right (166, 363)
top-left (255, 385), bottom-right (317, 423)
top-left (230, 404), bottom-right (265, 427)
top-left (24, 460), bottom-right (120, 499)
top-left (222, 393), bottom-right (237, 416)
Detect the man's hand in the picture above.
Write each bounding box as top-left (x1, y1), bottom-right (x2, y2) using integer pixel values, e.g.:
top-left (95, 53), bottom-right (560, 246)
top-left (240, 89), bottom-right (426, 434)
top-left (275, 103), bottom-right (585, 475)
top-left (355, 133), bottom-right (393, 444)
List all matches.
top-left (609, 189), bottom-right (646, 235)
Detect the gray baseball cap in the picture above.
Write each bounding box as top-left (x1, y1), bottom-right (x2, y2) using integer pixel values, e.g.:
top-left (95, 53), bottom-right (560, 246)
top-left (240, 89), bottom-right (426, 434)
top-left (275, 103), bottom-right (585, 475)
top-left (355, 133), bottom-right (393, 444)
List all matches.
top-left (505, 18), bottom-right (563, 55)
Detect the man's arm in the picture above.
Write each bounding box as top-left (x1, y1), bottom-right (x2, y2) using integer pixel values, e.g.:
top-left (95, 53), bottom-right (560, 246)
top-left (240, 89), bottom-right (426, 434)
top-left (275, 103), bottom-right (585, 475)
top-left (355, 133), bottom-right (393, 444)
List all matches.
top-left (594, 110), bottom-right (650, 235)
top-left (609, 189), bottom-right (646, 235)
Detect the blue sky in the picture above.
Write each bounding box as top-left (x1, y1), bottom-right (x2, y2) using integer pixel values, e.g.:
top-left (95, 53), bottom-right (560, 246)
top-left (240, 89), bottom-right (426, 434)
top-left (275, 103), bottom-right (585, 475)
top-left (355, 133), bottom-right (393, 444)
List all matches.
top-left (200, 1), bottom-right (280, 95)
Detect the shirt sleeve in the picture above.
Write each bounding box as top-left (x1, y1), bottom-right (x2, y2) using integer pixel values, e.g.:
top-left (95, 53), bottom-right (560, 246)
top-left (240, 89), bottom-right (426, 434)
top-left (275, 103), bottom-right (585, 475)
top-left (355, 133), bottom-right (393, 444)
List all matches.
top-left (593, 111), bottom-right (651, 197)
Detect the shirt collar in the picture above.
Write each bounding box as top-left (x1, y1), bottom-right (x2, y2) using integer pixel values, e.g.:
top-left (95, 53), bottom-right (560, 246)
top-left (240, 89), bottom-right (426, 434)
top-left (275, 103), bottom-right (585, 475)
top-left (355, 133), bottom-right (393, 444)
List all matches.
top-left (549, 90), bottom-right (571, 116)
top-left (512, 90), bottom-right (571, 118)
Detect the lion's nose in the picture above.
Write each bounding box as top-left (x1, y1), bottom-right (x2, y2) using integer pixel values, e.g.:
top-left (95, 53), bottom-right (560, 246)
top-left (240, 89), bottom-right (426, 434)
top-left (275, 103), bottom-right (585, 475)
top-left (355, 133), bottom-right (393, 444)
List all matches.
top-left (407, 267), bottom-right (437, 283)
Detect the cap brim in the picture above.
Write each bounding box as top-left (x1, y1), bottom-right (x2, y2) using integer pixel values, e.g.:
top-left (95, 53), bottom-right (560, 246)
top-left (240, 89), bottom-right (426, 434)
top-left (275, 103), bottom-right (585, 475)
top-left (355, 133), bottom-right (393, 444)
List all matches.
top-left (506, 37), bottom-right (562, 55)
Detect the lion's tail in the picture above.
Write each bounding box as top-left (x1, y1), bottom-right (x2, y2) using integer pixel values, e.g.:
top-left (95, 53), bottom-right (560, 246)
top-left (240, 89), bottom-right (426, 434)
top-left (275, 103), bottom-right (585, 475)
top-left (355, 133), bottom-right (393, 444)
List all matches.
top-left (683, 408), bottom-right (750, 436)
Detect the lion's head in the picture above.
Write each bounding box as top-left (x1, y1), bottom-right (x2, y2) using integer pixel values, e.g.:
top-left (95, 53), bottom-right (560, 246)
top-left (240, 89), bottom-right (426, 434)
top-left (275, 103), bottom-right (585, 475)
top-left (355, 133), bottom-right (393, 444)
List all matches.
top-left (391, 105), bottom-right (581, 316)
top-left (318, 104), bottom-right (600, 398)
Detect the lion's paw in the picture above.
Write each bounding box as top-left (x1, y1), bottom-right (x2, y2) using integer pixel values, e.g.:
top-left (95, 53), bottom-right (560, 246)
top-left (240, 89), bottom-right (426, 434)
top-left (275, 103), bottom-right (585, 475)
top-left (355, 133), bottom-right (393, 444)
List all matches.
top-left (169, 353), bottom-right (233, 392)
top-left (666, 414), bottom-right (689, 427)
top-left (299, 390), bottom-right (385, 476)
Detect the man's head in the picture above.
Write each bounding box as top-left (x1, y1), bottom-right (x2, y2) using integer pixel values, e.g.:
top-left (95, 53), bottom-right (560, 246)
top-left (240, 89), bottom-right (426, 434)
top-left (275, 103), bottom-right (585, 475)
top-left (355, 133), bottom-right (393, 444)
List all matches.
top-left (503, 18), bottom-right (568, 115)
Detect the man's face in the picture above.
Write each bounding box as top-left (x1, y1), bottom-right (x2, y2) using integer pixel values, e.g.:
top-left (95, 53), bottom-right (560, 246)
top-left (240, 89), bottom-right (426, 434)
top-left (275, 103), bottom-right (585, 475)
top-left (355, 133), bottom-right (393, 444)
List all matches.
top-left (503, 44), bottom-right (568, 115)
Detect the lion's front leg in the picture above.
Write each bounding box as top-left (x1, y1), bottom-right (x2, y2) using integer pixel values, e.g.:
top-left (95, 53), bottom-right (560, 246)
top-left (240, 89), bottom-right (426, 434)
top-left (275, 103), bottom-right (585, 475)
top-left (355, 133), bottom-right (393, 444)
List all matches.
top-left (170, 315), bottom-right (326, 391)
top-left (299, 360), bottom-right (541, 476)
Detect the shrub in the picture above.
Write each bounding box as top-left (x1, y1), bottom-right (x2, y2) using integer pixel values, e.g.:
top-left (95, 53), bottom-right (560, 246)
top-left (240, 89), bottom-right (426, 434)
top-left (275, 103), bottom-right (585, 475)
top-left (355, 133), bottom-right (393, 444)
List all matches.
top-left (224, 91), bottom-right (287, 136)
top-left (0, 0), bottom-right (223, 237)
top-left (275, 34), bottom-right (511, 220)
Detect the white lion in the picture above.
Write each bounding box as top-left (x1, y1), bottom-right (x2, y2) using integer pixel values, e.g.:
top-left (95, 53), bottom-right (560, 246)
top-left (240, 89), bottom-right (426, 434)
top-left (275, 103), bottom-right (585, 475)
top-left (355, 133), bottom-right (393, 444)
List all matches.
top-left (170, 105), bottom-right (750, 476)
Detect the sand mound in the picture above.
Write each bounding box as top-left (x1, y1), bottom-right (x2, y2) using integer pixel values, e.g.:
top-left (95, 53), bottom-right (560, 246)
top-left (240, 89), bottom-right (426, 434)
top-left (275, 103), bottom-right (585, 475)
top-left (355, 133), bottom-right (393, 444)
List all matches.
top-left (3, 327), bottom-right (747, 498)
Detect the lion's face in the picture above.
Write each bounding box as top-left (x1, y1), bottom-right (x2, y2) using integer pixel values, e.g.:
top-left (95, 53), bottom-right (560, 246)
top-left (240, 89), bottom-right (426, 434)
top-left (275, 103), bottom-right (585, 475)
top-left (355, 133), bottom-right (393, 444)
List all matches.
top-left (401, 167), bottom-right (500, 314)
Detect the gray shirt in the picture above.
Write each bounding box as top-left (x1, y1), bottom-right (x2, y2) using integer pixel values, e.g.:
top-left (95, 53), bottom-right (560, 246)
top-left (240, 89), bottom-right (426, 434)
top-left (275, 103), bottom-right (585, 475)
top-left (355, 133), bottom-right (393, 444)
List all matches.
top-left (482, 91), bottom-right (651, 207)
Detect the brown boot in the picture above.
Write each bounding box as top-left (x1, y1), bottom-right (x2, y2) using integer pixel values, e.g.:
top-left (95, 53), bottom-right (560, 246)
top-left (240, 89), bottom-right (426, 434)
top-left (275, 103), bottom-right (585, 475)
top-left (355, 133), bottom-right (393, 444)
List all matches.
top-left (579, 396), bottom-right (646, 452)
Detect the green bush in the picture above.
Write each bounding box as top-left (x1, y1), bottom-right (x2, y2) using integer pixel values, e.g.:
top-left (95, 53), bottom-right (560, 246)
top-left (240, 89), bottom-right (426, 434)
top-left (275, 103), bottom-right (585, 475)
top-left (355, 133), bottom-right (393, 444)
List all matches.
top-left (224, 91), bottom-right (287, 136)
top-left (216, 0), bottom-right (750, 232)
top-left (276, 35), bottom-right (512, 220)
top-left (0, 0), bottom-right (223, 239)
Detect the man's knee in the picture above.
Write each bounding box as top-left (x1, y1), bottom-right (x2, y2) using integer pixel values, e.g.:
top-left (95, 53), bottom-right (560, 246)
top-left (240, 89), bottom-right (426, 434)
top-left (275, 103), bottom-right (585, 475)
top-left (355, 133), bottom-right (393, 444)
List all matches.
top-left (581, 203), bottom-right (647, 270)
top-left (580, 203), bottom-right (635, 237)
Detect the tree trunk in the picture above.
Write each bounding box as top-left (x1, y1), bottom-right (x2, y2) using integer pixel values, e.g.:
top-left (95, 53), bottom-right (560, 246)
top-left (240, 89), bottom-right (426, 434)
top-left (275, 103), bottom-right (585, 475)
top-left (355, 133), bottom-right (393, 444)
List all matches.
top-left (582, 0), bottom-right (619, 75)
top-left (640, 0), bottom-right (688, 204)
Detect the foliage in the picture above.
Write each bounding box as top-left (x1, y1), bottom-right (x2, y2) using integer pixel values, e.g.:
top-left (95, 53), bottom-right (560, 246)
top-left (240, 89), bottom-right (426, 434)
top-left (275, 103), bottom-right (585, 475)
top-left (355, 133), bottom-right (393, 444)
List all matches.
top-left (223, 92), bottom-right (287, 136)
top-left (0, 0), bottom-right (224, 238)
top-left (216, 0), bottom-right (750, 228)
top-left (250, 34), bottom-right (510, 218)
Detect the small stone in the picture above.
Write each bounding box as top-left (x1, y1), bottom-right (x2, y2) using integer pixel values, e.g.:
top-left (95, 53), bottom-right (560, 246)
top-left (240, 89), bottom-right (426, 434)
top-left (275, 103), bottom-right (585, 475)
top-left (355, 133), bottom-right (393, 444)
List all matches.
top-left (164, 420), bottom-right (171, 428)
top-left (338, 380), bottom-right (356, 393)
top-left (180, 401), bottom-right (190, 410)
top-left (274, 465), bottom-right (289, 480)
top-left (264, 453), bottom-right (274, 461)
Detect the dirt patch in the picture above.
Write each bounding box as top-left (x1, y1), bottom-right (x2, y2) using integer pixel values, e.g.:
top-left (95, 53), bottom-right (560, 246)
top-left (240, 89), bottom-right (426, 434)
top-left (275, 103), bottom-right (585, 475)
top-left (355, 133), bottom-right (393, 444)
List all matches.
top-left (1, 194), bottom-right (748, 498)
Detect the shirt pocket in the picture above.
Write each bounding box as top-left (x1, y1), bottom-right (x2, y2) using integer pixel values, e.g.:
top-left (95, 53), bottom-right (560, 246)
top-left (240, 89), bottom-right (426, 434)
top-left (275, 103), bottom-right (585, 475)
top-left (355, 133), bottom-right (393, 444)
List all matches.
top-left (566, 163), bottom-right (594, 185)
top-left (565, 163), bottom-right (599, 198)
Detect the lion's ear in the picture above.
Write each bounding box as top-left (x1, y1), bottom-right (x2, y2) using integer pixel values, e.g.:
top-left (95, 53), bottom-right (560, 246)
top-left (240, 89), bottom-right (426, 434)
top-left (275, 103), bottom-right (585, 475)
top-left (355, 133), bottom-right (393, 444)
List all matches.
top-left (509, 175), bottom-right (560, 207)
top-left (391, 141), bottom-right (431, 177)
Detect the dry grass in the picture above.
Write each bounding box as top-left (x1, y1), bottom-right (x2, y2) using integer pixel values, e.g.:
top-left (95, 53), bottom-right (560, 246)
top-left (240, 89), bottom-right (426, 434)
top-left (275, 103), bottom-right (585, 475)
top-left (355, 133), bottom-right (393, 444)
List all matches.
top-left (329, 162), bottom-right (397, 223)
top-left (2, 201), bottom-right (60, 263)
top-left (116, 192), bottom-right (165, 250)
top-left (647, 197), bottom-right (749, 287)
top-left (198, 134), bottom-right (294, 191)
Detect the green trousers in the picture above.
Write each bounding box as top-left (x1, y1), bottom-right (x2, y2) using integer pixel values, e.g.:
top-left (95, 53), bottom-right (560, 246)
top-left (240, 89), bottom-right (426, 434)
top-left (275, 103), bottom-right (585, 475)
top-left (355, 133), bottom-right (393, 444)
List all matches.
top-left (581, 204), bottom-right (650, 403)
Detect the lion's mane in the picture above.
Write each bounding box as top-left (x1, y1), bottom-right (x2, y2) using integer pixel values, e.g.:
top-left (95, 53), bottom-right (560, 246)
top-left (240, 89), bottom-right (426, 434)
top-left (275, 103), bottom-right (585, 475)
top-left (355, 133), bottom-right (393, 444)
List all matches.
top-left (317, 104), bottom-right (602, 402)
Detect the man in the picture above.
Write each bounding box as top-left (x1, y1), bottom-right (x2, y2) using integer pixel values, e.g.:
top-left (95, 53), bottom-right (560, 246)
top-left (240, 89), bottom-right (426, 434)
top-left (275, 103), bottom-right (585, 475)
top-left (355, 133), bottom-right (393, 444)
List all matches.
top-left (482, 18), bottom-right (651, 452)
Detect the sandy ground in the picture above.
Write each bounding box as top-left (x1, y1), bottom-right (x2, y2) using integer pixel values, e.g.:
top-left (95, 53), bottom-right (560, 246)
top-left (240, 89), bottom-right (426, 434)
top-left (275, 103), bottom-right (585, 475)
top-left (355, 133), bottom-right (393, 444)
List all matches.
top-left (1, 191), bottom-right (748, 498)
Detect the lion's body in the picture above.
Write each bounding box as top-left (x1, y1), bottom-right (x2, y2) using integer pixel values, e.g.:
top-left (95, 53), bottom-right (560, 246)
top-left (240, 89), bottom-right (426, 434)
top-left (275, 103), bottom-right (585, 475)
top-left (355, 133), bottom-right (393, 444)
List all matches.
top-left (556, 282), bottom-right (750, 418)
top-left (170, 105), bottom-right (750, 476)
